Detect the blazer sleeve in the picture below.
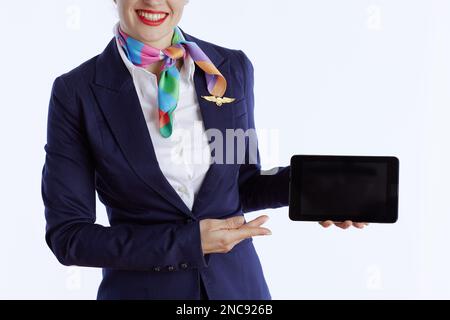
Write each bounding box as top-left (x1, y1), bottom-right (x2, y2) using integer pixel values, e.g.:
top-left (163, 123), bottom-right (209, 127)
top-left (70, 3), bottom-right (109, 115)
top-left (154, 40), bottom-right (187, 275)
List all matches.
top-left (236, 50), bottom-right (291, 213)
top-left (41, 76), bottom-right (207, 271)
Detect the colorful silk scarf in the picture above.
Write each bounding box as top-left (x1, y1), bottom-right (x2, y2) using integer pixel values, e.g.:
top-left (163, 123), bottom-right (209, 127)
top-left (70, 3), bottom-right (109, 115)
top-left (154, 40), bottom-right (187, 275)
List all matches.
top-left (114, 24), bottom-right (227, 138)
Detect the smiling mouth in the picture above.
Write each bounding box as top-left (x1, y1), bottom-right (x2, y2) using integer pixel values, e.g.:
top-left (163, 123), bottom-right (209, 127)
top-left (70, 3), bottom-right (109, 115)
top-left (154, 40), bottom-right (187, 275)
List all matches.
top-left (136, 9), bottom-right (169, 26)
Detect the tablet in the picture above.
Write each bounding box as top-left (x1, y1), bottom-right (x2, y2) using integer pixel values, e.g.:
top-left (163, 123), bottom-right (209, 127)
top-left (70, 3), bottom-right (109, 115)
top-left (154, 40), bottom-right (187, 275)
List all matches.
top-left (289, 155), bottom-right (399, 223)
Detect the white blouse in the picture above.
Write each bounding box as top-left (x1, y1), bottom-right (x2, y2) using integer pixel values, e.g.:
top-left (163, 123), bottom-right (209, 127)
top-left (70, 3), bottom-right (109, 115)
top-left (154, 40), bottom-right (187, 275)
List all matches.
top-left (116, 38), bottom-right (212, 211)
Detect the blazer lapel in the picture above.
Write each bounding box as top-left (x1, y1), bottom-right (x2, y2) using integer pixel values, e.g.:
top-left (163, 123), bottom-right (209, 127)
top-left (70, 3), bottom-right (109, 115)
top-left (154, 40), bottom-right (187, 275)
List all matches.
top-left (91, 39), bottom-right (194, 217)
top-left (180, 29), bottom-right (241, 213)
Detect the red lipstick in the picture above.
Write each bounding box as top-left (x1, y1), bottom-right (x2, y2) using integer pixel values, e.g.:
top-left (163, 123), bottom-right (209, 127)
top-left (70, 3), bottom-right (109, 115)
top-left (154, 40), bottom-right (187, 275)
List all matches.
top-left (136, 9), bottom-right (169, 27)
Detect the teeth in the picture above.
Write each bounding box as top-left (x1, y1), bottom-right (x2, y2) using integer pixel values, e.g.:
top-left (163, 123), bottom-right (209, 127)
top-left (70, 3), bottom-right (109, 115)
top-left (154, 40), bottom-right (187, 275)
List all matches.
top-left (138, 10), bottom-right (166, 21)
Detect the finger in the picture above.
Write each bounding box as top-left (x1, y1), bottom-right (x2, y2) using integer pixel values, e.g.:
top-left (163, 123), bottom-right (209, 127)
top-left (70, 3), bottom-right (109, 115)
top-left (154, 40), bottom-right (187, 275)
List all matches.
top-left (344, 220), bottom-right (353, 229)
top-left (222, 215), bottom-right (246, 230)
top-left (319, 220), bottom-right (334, 228)
top-left (244, 215), bottom-right (269, 228)
top-left (228, 226), bottom-right (272, 243)
top-left (336, 220), bottom-right (352, 229)
top-left (208, 216), bottom-right (244, 230)
top-left (353, 222), bottom-right (366, 229)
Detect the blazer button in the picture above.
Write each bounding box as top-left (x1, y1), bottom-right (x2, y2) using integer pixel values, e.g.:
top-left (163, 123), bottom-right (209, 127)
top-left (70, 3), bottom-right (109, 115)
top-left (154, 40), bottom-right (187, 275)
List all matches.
top-left (153, 266), bottom-right (161, 272)
top-left (180, 263), bottom-right (188, 270)
top-left (167, 265), bottom-right (176, 272)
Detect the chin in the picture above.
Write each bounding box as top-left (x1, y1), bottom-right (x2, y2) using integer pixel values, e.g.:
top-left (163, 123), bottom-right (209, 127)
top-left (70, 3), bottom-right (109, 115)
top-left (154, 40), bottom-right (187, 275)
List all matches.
top-left (138, 30), bottom-right (167, 42)
top-left (137, 24), bottom-right (172, 39)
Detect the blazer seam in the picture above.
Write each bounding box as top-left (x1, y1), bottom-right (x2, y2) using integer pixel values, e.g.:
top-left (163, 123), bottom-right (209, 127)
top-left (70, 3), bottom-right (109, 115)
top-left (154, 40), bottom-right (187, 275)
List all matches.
top-left (235, 50), bottom-right (250, 130)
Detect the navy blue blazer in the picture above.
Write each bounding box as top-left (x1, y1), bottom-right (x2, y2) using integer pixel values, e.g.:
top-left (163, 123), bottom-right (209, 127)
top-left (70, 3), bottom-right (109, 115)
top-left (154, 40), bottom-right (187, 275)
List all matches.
top-left (41, 28), bottom-right (290, 300)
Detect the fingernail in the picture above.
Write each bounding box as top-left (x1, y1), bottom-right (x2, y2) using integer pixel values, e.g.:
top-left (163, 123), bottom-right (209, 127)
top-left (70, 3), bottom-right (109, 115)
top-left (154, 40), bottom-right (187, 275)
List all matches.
top-left (265, 230), bottom-right (272, 235)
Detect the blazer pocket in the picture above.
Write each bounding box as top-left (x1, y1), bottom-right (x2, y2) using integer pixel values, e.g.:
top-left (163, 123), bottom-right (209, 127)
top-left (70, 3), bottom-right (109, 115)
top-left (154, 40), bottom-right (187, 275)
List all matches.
top-left (231, 96), bottom-right (247, 119)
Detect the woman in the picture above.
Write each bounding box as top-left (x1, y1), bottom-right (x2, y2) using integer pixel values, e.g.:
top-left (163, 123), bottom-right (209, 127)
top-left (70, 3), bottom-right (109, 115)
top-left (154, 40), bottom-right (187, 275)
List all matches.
top-left (41, 0), bottom-right (365, 300)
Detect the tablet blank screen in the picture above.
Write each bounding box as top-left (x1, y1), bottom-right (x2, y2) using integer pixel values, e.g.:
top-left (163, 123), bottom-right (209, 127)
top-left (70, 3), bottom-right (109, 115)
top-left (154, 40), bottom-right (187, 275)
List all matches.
top-left (300, 161), bottom-right (388, 216)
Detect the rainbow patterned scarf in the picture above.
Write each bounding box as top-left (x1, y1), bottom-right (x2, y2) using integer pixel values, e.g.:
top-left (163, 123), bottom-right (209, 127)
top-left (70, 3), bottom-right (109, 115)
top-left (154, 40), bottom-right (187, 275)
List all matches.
top-left (114, 24), bottom-right (227, 138)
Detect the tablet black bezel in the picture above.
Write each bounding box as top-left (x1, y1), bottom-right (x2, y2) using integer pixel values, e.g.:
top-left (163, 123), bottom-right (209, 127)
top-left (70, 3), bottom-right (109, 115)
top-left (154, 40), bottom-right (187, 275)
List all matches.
top-left (288, 155), bottom-right (399, 223)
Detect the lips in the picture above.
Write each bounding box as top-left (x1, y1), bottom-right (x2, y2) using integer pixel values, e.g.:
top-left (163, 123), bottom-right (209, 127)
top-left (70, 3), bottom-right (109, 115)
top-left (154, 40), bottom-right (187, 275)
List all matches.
top-left (136, 9), bottom-right (169, 26)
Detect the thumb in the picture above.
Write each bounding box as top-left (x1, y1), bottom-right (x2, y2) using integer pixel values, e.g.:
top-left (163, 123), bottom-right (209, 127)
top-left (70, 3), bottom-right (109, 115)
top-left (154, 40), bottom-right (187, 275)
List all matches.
top-left (244, 215), bottom-right (269, 228)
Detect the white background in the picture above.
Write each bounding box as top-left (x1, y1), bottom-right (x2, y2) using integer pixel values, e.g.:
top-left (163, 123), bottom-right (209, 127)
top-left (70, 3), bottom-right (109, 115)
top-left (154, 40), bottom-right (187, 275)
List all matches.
top-left (1, 0), bottom-right (449, 299)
